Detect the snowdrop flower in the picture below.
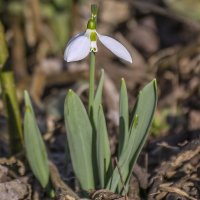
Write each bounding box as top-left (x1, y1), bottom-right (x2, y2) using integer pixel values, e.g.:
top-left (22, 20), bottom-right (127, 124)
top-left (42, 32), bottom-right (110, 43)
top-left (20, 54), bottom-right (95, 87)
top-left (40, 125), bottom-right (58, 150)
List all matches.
top-left (64, 19), bottom-right (132, 63)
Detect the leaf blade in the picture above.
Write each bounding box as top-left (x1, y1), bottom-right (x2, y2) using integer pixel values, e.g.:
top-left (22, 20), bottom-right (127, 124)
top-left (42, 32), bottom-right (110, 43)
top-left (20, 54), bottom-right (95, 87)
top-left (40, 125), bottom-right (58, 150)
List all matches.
top-left (96, 105), bottom-right (112, 188)
top-left (64, 90), bottom-right (94, 191)
top-left (91, 69), bottom-right (105, 185)
top-left (93, 69), bottom-right (104, 125)
top-left (118, 78), bottom-right (129, 156)
top-left (24, 91), bottom-right (49, 188)
top-left (107, 79), bottom-right (157, 193)
top-left (123, 79), bottom-right (157, 190)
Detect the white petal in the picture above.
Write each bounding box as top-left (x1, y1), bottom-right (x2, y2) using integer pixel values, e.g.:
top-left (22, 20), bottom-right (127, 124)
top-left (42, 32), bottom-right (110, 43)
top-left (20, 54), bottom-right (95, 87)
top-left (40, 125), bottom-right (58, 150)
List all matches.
top-left (64, 34), bottom-right (90, 62)
top-left (68, 32), bottom-right (85, 45)
top-left (64, 32), bottom-right (84, 56)
top-left (97, 34), bottom-right (132, 63)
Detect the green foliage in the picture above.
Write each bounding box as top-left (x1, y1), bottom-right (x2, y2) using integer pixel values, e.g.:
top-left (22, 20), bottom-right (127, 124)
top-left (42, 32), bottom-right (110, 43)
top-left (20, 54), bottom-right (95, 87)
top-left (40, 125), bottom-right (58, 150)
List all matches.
top-left (64, 77), bottom-right (157, 194)
top-left (0, 22), bottom-right (8, 68)
top-left (118, 78), bottom-right (129, 156)
top-left (64, 90), bottom-right (95, 191)
top-left (92, 69), bottom-right (105, 184)
top-left (0, 22), bottom-right (23, 154)
top-left (93, 69), bottom-right (104, 127)
top-left (106, 79), bottom-right (157, 193)
top-left (0, 72), bottom-right (23, 153)
top-left (96, 105), bottom-right (112, 188)
top-left (24, 91), bottom-right (49, 188)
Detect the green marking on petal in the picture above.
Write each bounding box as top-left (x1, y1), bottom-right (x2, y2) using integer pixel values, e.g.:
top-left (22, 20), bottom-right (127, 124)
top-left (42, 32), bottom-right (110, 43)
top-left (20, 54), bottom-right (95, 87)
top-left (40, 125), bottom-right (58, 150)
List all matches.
top-left (90, 31), bottom-right (97, 42)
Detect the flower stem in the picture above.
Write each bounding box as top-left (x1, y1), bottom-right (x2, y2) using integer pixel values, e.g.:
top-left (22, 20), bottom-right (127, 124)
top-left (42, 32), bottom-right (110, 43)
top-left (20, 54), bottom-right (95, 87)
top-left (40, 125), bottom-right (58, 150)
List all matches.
top-left (88, 51), bottom-right (95, 115)
top-left (91, 4), bottom-right (98, 20)
top-left (88, 4), bottom-right (97, 115)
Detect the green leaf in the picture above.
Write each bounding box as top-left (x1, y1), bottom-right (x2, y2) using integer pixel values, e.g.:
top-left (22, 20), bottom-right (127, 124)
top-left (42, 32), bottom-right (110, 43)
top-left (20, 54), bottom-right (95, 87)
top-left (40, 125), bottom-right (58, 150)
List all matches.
top-left (93, 69), bottom-right (104, 126)
top-left (128, 79), bottom-right (157, 166)
top-left (24, 91), bottom-right (49, 188)
top-left (107, 79), bottom-right (157, 193)
top-left (64, 90), bottom-right (94, 191)
top-left (0, 22), bottom-right (8, 68)
top-left (91, 69), bottom-right (105, 185)
top-left (123, 79), bottom-right (157, 189)
top-left (0, 71), bottom-right (23, 153)
top-left (96, 105), bottom-right (112, 188)
top-left (118, 78), bottom-right (129, 156)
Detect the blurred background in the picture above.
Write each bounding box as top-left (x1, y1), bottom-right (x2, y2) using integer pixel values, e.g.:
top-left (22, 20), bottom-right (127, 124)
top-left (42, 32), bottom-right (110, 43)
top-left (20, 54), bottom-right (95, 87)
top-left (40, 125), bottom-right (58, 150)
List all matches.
top-left (0, 0), bottom-right (200, 199)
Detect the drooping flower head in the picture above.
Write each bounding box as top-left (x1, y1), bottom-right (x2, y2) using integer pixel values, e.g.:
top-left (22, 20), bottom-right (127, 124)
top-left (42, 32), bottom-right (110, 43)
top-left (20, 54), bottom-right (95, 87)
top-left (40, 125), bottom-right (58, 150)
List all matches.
top-left (64, 7), bottom-right (132, 63)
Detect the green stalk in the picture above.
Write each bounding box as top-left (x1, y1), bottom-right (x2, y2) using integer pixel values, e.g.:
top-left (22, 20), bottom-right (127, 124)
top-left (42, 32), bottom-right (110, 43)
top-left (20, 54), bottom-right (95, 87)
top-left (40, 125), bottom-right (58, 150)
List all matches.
top-left (88, 4), bottom-right (97, 115)
top-left (88, 51), bottom-right (95, 115)
top-left (91, 4), bottom-right (98, 20)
